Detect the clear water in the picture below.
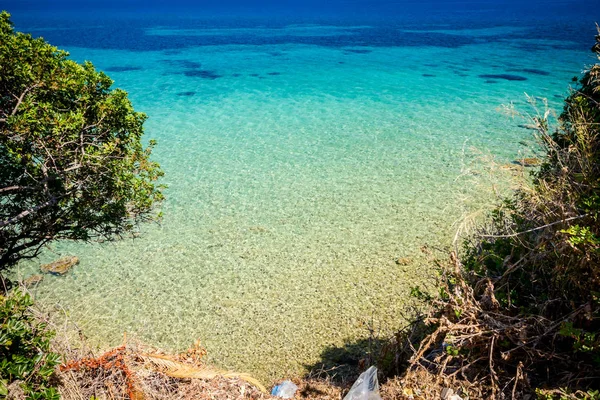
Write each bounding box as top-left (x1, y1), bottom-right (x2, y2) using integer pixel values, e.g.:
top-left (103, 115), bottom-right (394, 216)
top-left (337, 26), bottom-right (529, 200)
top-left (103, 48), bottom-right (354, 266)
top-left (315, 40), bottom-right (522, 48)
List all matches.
top-left (6, 4), bottom-right (596, 381)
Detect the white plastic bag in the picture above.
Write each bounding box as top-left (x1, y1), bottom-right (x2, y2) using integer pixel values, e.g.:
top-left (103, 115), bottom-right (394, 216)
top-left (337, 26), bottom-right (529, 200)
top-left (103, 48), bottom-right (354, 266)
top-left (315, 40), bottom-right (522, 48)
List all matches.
top-left (343, 366), bottom-right (382, 400)
top-left (271, 380), bottom-right (298, 398)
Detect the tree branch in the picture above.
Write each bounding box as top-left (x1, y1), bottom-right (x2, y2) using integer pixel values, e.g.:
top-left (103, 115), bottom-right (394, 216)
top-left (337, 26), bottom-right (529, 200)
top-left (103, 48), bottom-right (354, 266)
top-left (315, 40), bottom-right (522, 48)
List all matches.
top-left (10, 84), bottom-right (39, 116)
top-left (0, 185), bottom-right (30, 193)
top-left (0, 197), bottom-right (58, 228)
top-left (480, 214), bottom-right (589, 238)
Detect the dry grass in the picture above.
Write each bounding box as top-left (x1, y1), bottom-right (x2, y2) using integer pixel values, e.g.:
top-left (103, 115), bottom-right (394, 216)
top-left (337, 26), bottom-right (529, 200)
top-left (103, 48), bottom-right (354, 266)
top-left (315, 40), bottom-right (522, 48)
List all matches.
top-left (386, 245), bottom-right (600, 399)
top-left (53, 341), bottom-right (360, 400)
top-left (54, 336), bottom-right (270, 400)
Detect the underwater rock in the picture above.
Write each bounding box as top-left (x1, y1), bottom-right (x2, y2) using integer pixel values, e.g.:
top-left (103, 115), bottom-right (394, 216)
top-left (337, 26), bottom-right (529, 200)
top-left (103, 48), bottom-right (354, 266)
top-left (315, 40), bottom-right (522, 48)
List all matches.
top-left (161, 59), bottom-right (202, 69)
top-left (267, 72), bottom-right (281, 75)
top-left (422, 73), bottom-right (436, 77)
top-left (249, 226), bottom-right (268, 233)
top-left (515, 157), bottom-right (541, 167)
top-left (23, 274), bottom-right (44, 287)
top-left (521, 68), bottom-right (550, 76)
top-left (344, 48), bottom-right (372, 54)
top-left (484, 80), bottom-right (498, 84)
top-left (183, 70), bottom-right (222, 79)
top-left (500, 164), bottom-right (524, 172)
top-left (518, 123), bottom-right (538, 130)
top-left (395, 257), bottom-right (412, 266)
top-left (479, 74), bottom-right (527, 81)
top-left (104, 66), bottom-right (143, 72)
top-left (41, 256), bottom-right (79, 275)
top-left (176, 91), bottom-right (196, 96)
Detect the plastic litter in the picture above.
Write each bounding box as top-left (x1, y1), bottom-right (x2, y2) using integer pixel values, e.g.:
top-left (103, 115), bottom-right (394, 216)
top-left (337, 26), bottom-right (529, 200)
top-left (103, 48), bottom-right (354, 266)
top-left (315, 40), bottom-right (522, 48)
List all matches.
top-left (343, 366), bottom-right (382, 400)
top-left (441, 387), bottom-right (463, 400)
top-left (271, 380), bottom-right (298, 398)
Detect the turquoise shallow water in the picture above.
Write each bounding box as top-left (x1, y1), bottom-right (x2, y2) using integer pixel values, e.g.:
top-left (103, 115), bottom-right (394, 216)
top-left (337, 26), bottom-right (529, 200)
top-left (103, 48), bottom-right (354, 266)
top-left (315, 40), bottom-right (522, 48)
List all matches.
top-left (9, 13), bottom-right (595, 380)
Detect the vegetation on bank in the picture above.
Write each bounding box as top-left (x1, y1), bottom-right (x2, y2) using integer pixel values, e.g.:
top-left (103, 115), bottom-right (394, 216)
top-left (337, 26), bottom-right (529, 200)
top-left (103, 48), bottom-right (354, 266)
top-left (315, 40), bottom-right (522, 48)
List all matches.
top-left (393, 28), bottom-right (600, 399)
top-left (1, 8), bottom-right (600, 400)
top-left (0, 290), bottom-right (60, 399)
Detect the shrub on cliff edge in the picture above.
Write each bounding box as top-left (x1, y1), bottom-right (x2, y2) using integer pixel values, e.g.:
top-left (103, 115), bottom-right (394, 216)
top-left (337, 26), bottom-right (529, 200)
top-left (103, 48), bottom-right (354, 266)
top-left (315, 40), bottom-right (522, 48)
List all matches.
top-left (0, 11), bottom-right (164, 272)
top-left (400, 28), bottom-right (600, 399)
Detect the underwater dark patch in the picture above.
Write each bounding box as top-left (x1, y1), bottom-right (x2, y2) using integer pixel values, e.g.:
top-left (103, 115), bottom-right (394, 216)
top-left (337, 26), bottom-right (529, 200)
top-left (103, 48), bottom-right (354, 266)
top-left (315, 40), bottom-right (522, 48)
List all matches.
top-left (551, 44), bottom-right (574, 50)
top-left (104, 66), bottom-right (143, 72)
top-left (231, 73), bottom-right (242, 77)
top-left (161, 59), bottom-right (202, 69)
top-left (338, 61), bottom-right (345, 64)
top-left (422, 74), bottom-right (435, 77)
top-left (176, 91), bottom-right (196, 96)
top-left (522, 68), bottom-right (551, 76)
top-left (249, 73), bottom-right (260, 77)
top-left (485, 80), bottom-right (498, 84)
top-left (554, 94), bottom-right (564, 99)
top-left (344, 49), bottom-right (372, 54)
top-left (514, 42), bottom-right (547, 52)
top-left (267, 72), bottom-right (281, 75)
top-left (184, 70), bottom-right (222, 79)
top-left (517, 124), bottom-right (538, 130)
top-left (479, 74), bottom-right (527, 81)
top-left (21, 14), bottom-right (591, 55)
top-left (18, 21), bottom-right (504, 52)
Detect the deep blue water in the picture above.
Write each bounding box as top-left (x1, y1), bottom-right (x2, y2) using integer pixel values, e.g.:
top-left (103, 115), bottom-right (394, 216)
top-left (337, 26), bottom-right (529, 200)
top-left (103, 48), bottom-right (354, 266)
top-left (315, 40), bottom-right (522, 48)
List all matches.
top-left (8, 3), bottom-right (595, 52)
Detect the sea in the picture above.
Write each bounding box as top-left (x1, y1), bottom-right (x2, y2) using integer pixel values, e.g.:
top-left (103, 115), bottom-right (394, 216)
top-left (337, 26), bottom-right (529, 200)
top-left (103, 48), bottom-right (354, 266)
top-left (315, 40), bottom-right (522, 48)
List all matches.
top-left (4, 0), bottom-right (597, 381)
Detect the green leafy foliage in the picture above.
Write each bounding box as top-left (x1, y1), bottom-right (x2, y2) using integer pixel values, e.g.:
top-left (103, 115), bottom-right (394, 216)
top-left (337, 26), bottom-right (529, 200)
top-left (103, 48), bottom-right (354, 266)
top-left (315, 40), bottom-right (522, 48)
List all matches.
top-left (536, 388), bottom-right (600, 400)
top-left (559, 322), bottom-right (600, 354)
top-left (0, 11), bottom-right (164, 270)
top-left (459, 29), bottom-right (600, 392)
top-left (0, 290), bottom-right (60, 399)
top-left (409, 285), bottom-right (432, 302)
top-left (444, 344), bottom-right (459, 357)
top-left (560, 225), bottom-right (600, 249)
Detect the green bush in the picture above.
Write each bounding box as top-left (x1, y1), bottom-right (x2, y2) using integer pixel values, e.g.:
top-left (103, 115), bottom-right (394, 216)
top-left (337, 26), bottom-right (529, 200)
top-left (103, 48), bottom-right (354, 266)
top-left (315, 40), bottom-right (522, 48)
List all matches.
top-left (0, 11), bottom-right (164, 270)
top-left (0, 290), bottom-right (60, 399)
